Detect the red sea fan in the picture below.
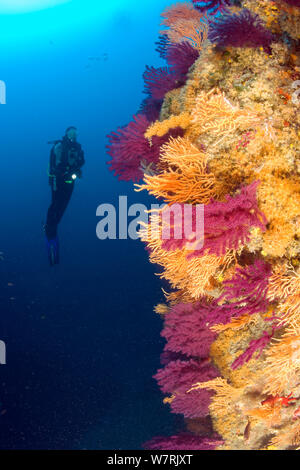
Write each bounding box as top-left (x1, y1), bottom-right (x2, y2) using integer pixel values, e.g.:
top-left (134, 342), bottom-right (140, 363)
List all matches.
top-left (143, 66), bottom-right (179, 101)
top-left (107, 114), bottom-right (153, 181)
top-left (208, 9), bottom-right (275, 52)
top-left (154, 358), bottom-right (217, 395)
top-left (149, 42), bottom-right (199, 98)
top-left (146, 42), bottom-right (198, 113)
top-left (143, 433), bottom-right (223, 450)
top-left (205, 302), bottom-right (235, 326)
top-left (161, 181), bottom-right (267, 257)
top-left (192, 0), bottom-right (231, 14)
top-left (107, 115), bottom-right (184, 181)
top-left (172, 262), bottom-right (272, 328)
top-left (155, 34), bottom-right (171, 59)
top-left (199, 181), bottom-right (267, 256)
top-left (154, 358), bottom-right (219, 418)
top-left (231, 329), bottom-right (274, 369)
top-left (161, 302), bottom-right (217, 358)
top-left (160, 350), bottom-right (187, 366)
top-left (139, 96), bottom-right (162, 122)
top-left (170, 389), bottom-right (213, 418)
top-left (219, 259), bottom-right (272, 318)
top-left (165, 41), bottom-right (199, 78)
top-left (183, 261), bottom-right (272, 326)
top-left (156, 264), bottom-right (271, 331)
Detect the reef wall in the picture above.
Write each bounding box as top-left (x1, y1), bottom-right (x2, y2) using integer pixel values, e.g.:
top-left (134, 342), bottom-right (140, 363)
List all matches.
top-left (107, 0), bottom-right (300, 450)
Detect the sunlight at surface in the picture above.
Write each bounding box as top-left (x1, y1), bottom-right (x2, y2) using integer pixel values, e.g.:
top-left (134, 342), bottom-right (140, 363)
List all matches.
top-left (0, 0), bottom-right (71, 13)
top-left (0, 0), bottom-right (130, 48)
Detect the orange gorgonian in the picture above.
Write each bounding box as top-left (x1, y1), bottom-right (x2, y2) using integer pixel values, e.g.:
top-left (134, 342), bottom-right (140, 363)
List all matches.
top-left (135, 137), bottom-right (216, 204)
top-left (160, 3), bottom-right (208, 51)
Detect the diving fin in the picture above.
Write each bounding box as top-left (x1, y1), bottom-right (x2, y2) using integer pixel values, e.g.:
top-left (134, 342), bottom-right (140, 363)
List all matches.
top-left (46, 236), bottom-right (60, 266)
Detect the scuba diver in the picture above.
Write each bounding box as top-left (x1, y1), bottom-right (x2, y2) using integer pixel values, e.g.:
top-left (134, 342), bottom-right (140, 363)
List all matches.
top-left (45, 126), bottom-right (85, 266)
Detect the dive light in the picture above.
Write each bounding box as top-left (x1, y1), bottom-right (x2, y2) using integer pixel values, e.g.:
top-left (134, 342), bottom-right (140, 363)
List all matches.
top-left (65, 172), bottom-right (78, 183)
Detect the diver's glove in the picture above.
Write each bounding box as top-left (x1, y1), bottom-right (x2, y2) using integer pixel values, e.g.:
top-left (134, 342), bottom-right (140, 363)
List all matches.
top-left (46, 236), bottom-right (60, 266)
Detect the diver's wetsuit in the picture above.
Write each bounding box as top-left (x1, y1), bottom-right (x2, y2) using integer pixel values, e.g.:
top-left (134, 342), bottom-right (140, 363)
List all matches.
top-left (45, 176), bottom-right (75, 240)
top-left (45, 135), bottom-right (85, 256)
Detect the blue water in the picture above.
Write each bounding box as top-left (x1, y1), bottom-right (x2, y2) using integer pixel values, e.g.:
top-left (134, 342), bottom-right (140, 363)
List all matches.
top-left (0, 0), bottom-right (183, 449)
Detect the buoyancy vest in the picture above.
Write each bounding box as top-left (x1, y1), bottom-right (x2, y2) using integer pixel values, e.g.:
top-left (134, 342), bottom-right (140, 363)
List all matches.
top-left (48, 137), bottom-right (84, 188)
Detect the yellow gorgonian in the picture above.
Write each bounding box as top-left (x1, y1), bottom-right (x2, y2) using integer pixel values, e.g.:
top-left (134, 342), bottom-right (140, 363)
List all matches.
top-left (144, 112), bottom-right (191, 140)
top-left (160, 3), bottom-right (208, 51)
top-left (263, 326), bottom-right (300, 396)
top-left (135, 137), bottom-right (216, 204)
top-left (138, 210), bottom-right (230, 299)
top-left (268, 263), bottom-right (300, 327)
top-left (190, 88), bottom-right (261, 147)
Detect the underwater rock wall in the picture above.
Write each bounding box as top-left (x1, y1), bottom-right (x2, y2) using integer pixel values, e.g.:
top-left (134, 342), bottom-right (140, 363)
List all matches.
top-left (107, 0), bottom-right (300, 450)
